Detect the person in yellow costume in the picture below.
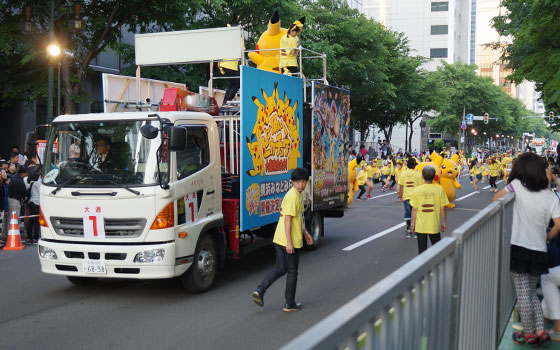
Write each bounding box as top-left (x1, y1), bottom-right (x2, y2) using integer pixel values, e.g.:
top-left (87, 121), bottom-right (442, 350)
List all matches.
top-left (469, 158), bottom-right (482, 193)
top-left (380, 160), bottom-right (392, 191)
top-left (365, 160), bottom-right (381, 198)
top-left (248, 11), bottom-right (286, 72)
top-left (398, 158), bottom-right (423, 238)
top-left (481, 159), bottom-right (489, 183)
top-left (218, 58), bottom-right (240, 106)
top-left (394, 160), bottom-right (404, 199)
top-left (347, 155), bottom-right (363, 206)
top-left (280, 18), bottom-right (305, 75)
top-left (218, 24), bottom-right (244, 106)
top-left (411, 165), bottom-right (449, 254)
top-left (356, 167), bottom-right (368, 201)
top-left (488, 158), bottom-right (500, 192)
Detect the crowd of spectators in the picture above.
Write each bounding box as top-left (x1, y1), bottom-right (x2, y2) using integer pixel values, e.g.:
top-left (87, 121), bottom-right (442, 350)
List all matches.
top-left (0, 145), bottom-right (42, 248)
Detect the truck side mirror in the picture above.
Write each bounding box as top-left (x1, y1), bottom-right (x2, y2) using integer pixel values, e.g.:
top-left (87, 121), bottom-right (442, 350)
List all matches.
top-left (168, 126), bottom-right (186, 151)
top-left (25, 131), bottom-right (36, 155)
top-left (140, 124), bottom-right (159, 139)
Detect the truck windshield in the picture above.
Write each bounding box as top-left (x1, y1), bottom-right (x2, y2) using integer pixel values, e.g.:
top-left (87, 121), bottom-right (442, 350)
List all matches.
top-left (42, 120), bottom-right (169, 187)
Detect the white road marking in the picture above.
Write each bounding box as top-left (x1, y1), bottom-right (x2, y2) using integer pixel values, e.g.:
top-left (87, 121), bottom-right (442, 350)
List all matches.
top-left (367, 191), bottom-right (396, 200)
top-left (345, 177), bottom-right (504, 251)
top-left (455, 191), bottom-right (478, 201)
top-left (342, 222), bottom-right (406, 251)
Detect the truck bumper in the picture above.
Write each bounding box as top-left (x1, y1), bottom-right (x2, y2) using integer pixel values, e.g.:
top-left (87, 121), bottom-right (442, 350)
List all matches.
top-left (38, 239), bottom-right (189, 279)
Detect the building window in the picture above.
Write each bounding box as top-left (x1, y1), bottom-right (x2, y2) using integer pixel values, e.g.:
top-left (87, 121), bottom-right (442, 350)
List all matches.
top-left (431, 25), bottom-right (448, 35)
top-left (430, 48), bottom-right (448, 58)
top-left (431, 2), bottom-right (449, 11)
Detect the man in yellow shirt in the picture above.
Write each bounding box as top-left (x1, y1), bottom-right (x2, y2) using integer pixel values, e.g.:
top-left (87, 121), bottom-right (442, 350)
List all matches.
top-left (398, 158), bottom-right (423, 238)
top-left (253, 168), bottom-right (313, 312)
top-left (411, 165), bottom-right (449, 254)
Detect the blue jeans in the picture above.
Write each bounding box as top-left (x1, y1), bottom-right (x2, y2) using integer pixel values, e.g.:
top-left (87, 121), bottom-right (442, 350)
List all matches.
top-left (403, 200), bottom-right (412, 220)
top-left (258, 243), bottom-right (300, 304)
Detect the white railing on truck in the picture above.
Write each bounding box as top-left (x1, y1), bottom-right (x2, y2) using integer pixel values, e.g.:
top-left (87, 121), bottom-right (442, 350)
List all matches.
top-left (281, 193), bottom-right (515, 350)
top-left (214, 116), bottom-right (241, 175)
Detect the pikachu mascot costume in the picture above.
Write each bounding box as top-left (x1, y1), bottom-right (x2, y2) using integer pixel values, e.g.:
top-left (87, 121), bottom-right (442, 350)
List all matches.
top-left (434, 153), bottom-right (461, 208)
top-left (248, 11), bottom-right (305, 72)
top-left (347, 156), bottom-right (364, 206)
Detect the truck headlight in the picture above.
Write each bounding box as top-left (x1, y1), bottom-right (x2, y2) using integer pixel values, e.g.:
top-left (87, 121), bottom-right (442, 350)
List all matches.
top-left (134, 249), bottom-right (165, 263)
top-left (39, 245), bottom-right (58, 260)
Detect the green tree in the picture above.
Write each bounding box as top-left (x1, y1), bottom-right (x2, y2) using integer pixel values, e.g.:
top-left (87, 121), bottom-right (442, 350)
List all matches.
top-left (492, 0), bottom-right (560, 116)
top-left (428, 62), bottom-right (515, 141)
top-left (300, 0), bottom-right (398, 141)
top-left (1, 1), bottom-right (205, 114)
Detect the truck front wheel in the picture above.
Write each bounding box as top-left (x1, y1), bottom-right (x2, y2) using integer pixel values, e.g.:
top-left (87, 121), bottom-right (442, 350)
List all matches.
top-left (181, 234), bottom-right (217, 293)
top-left (305, 212), bottom-right (323, 250)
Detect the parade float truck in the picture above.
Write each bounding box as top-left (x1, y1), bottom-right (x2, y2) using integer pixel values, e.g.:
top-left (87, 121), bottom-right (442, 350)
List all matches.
top-left (36, 26), bottom-right (350, 292)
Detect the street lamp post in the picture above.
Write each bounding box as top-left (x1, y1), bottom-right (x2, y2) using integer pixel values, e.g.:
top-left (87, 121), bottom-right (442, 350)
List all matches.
top-left (47, 0), bottom-right (55, 123)
top-left (26, 2), bottom-right (82, 122)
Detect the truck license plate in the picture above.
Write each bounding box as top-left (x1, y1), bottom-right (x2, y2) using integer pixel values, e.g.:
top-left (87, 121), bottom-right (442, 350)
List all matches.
top-left (83, 260), bottom-right (106, 274)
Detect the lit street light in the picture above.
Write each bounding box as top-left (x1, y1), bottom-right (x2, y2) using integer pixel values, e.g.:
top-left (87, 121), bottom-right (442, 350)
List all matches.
top-left (48, 43), bottom-right (73, 117)
top-left (47, 43), bottom-right (60, 57)
top-left (24, 2), bottom-right (82, 123)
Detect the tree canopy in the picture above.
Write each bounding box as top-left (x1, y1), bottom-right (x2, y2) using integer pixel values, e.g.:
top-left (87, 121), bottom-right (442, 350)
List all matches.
top-left (492, 0), bottom-right (560, 121)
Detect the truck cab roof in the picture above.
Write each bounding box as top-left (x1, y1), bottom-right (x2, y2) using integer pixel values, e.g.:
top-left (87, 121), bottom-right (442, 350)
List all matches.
top-left (52, 111), bottom-right (214, 124)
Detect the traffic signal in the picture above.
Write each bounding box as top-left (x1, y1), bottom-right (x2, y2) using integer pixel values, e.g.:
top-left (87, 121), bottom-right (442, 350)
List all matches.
top-left (549, 111), bottom-right (555, 123)
top-left (484, 113), bottom-right (489, 124)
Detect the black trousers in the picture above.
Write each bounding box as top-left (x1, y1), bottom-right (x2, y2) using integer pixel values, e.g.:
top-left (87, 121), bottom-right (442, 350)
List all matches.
top-left (489, 176), bottom-right (498, 188)
top-left (28, 202), bottom-right (40, 240)
top-left (357, 185), bottom-right (367, 199)
top-left (417, 233), bottom-right (441, 254)
top-left (258, 243), bottom-right (300, 304)
top-left (222, 68), bottom-right (240, 105)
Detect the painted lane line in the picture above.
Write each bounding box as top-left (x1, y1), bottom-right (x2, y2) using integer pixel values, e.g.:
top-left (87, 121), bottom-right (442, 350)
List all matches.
top-left (368, 191), bottom-right (396, 200)
top-left (455, 191), bottom-right (478, 201)
top-left (343, 222), bottom-right (406, 251)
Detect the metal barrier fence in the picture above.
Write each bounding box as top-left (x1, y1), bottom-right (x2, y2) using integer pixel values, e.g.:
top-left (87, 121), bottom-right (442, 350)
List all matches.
top-left (281, 193), bottom-right (515, 350)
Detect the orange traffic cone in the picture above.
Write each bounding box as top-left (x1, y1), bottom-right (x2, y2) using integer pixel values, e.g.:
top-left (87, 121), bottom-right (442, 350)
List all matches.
top-left (4, 212), bottom-right (24, 250)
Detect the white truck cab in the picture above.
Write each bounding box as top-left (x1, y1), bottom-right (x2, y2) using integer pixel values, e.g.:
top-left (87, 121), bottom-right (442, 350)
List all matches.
top-left (38, 111), bottom-right (224, 291)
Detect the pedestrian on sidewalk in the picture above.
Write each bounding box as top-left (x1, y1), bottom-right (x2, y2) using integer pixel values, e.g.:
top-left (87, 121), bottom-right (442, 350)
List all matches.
top-left (410, 165), bottom-right (448, 254)
top-left (398, 158), bottom-right (422, 238)
top-left (0, 169), bottom-right (9, 247)
top-left (494, 151), bottom-right (560, 347)
top-left (8, 166), bottom-right (27, 237)
top-left (26, 166), bottom-right (41, 244)
top-left (252, 168), bottom-right (313, 312)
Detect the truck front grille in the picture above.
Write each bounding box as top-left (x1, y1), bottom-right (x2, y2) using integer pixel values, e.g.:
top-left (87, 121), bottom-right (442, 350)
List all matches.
top-left (50, 217), bottom-right (146, 238)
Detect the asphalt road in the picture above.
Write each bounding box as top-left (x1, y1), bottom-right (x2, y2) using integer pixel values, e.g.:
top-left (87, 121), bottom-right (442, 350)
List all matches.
top-left (0, 173), bottom-right (503, 350)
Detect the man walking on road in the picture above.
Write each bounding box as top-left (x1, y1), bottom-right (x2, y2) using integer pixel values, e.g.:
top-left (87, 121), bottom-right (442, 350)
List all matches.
top-left (252, 168), bottom-right (314, 312)
top-left (410, 166), bottom-right (448, 254)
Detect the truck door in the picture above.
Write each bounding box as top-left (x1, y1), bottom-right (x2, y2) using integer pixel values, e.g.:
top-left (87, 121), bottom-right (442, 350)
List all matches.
top-left (174, 124), bottom-right (220, 256)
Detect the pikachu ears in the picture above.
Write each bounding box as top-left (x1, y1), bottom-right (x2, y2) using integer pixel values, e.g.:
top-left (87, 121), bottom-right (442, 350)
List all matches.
top-left (429, 151), bottom-right (439, 162)
top-left (434, 155), bottom-right (444, 167)
top-left (288, 16), bottom-right (306, 33)
top-left (451, 154), bottom-right (459, 163)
